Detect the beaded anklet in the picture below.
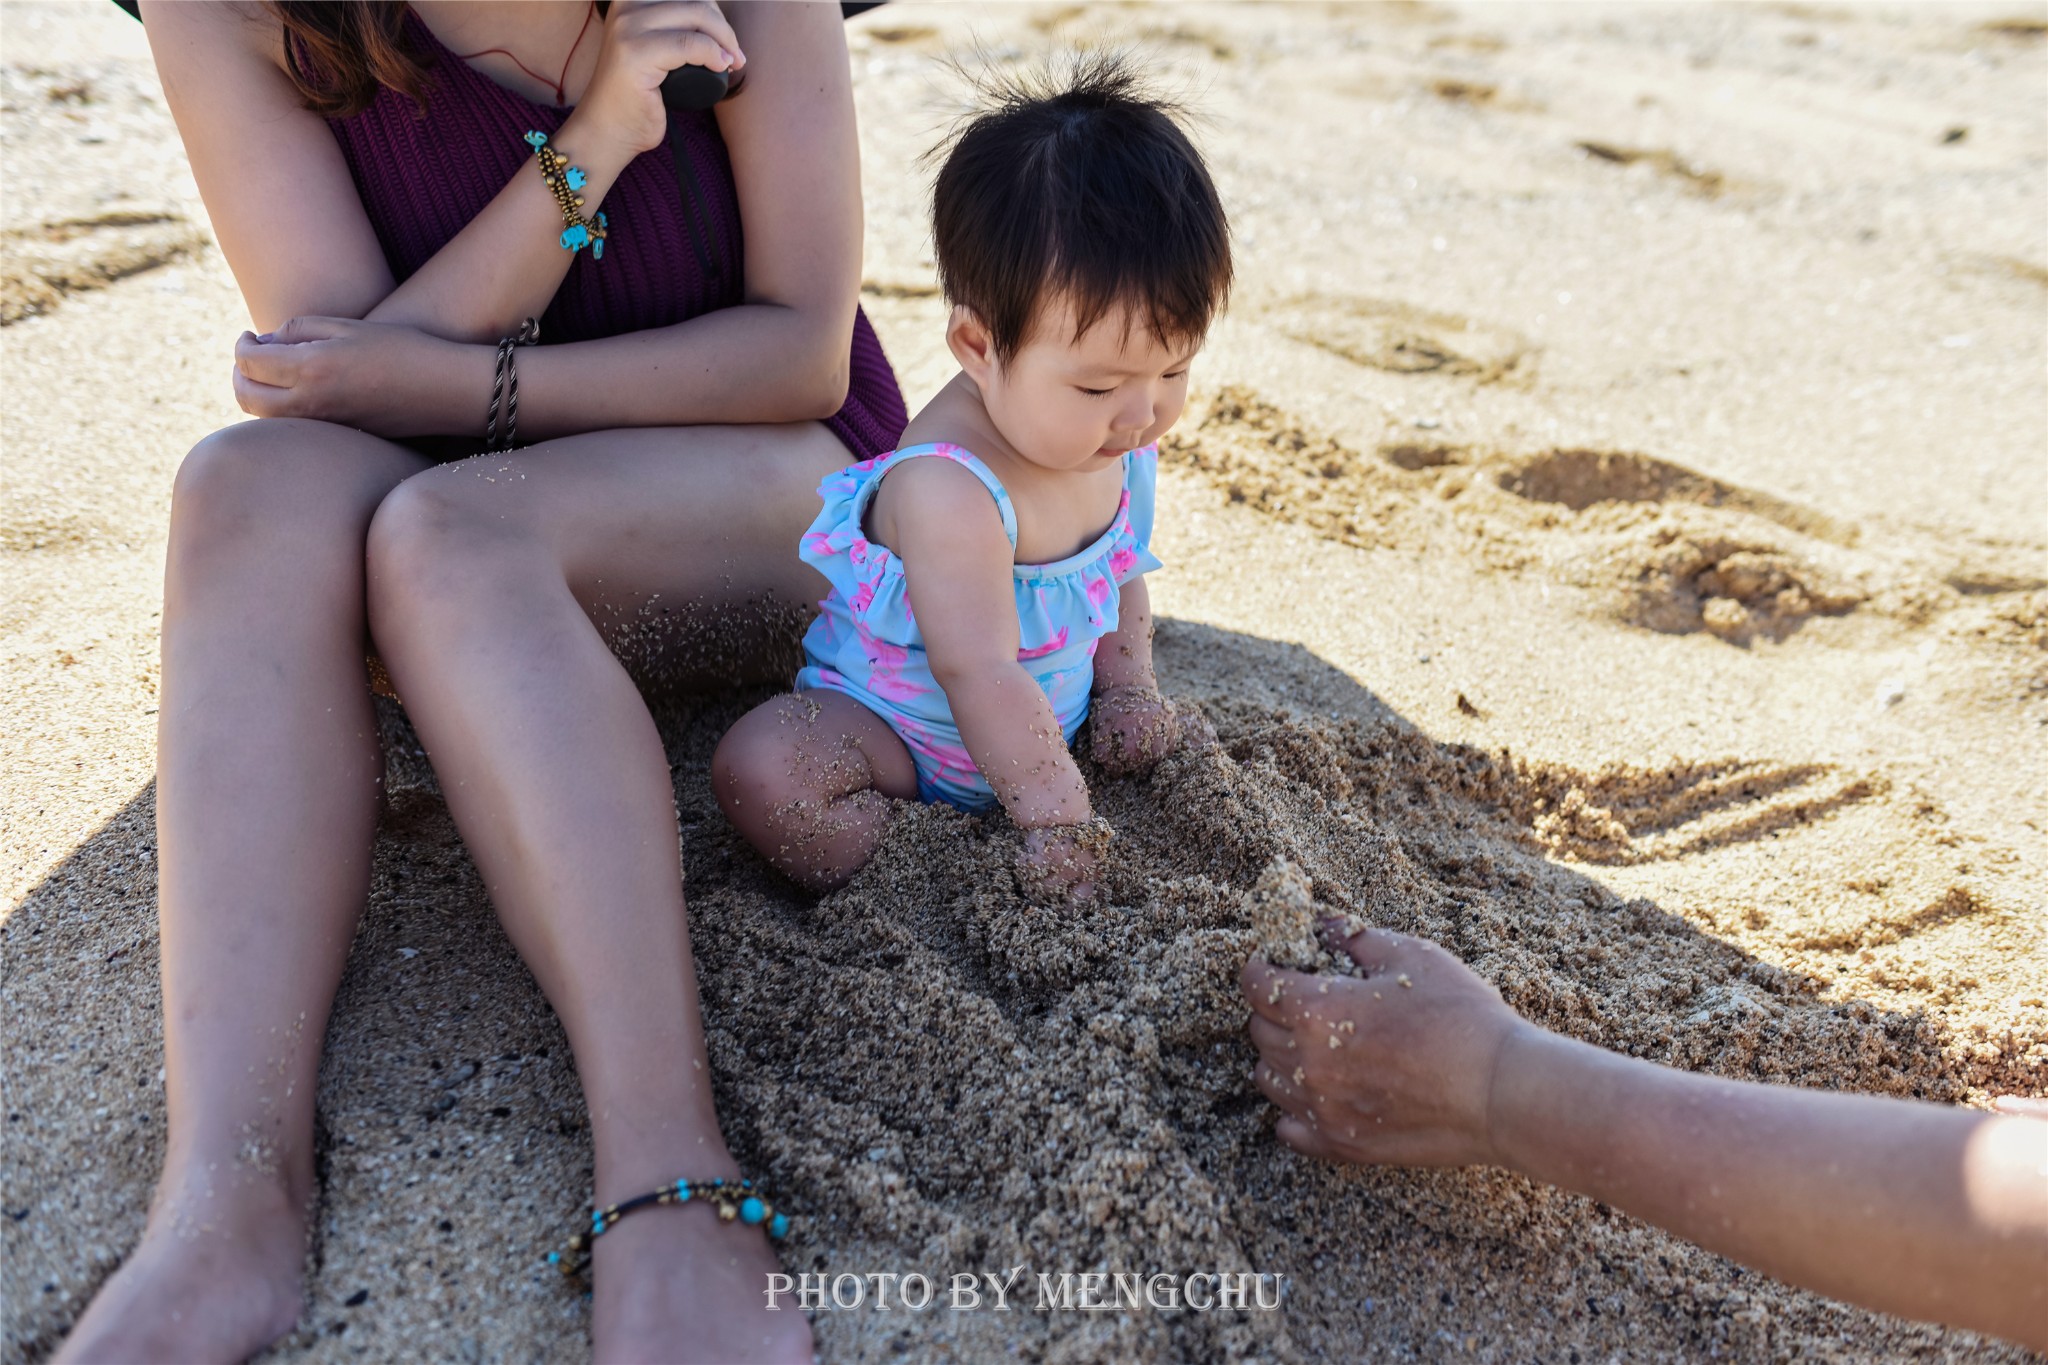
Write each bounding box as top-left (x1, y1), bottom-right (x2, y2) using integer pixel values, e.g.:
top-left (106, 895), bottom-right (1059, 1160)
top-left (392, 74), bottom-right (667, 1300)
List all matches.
top-left (524, 130), bottom-right (608, 259)
top-left (546, 1176), bottom-right (789, 1292)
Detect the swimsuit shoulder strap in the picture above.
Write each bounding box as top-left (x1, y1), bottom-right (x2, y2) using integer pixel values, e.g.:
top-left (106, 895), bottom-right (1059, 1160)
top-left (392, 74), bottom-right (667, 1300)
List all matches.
top-left (867, 442), bottom-right (1020, 551)
top-left (1122, 444), bottom-right (1159, 548)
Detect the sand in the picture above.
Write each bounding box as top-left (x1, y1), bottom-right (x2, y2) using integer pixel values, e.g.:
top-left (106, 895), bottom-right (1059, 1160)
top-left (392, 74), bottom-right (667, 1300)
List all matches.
top-left (3, 1), bottom-right (2044, 1361)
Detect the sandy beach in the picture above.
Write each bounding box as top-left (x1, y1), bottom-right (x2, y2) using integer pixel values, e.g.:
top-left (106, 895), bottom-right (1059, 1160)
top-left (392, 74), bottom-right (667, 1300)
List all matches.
top-left (2, 0), bottom-right (2044, 1360)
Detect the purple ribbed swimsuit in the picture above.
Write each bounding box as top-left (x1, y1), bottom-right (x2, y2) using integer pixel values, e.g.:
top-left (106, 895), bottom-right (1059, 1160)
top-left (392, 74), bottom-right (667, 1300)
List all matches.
top-left (316, 10), bottom-right (907, 459)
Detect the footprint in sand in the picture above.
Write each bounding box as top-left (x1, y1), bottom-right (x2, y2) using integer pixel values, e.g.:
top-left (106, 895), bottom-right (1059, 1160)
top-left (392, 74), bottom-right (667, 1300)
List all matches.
top-left (1783, 883), bottom-right (2013, 955)
top-left (0, 210), bottom-right (211, 325)
top-left (1491, 448), bottom-right (1866, 643)
top-left (1502, 755), bottom-right (1884, 866)
top-left (1166, 387), bottom-right (1874, 645)
top-left (1273, 295), bottom-right (1536, 386)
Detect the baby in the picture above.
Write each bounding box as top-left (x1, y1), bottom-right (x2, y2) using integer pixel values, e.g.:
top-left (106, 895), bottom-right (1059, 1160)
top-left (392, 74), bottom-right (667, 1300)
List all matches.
top-left (713, 55), bottom-right (1231, 901)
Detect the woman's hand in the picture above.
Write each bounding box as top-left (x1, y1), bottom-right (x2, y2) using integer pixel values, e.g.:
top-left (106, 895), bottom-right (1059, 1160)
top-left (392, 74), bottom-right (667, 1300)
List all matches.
top-left (1239, 926), bottom-right (1529, 1168)
top-left (233, 318), bottom-right (489, 438)
top-left (571, 1), bottom-right (745, 162)
top-left (1017, 817), bottom-right (1114, 906)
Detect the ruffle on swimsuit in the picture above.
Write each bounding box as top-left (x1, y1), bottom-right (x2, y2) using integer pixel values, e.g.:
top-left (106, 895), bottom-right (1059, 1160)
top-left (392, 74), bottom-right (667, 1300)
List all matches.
top-left (795, 441), bottom-right (1163, 810)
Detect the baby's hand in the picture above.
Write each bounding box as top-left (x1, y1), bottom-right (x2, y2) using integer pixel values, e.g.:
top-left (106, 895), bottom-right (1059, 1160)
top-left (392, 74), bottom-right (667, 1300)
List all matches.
top-left (1089, 685), bottom-right (1203, 777)
top-left (1016, 817), bottom-right (1114, 905)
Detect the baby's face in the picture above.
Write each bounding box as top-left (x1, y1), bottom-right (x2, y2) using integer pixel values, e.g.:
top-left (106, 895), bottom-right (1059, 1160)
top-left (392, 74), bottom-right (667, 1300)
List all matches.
top-left (976, 297), bottom-right (1199, 472)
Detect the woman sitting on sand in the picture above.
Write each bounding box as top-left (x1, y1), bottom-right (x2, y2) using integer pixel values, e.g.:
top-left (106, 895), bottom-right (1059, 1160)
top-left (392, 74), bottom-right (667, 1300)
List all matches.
top-left (59, 3), bottom-right (900, 1362)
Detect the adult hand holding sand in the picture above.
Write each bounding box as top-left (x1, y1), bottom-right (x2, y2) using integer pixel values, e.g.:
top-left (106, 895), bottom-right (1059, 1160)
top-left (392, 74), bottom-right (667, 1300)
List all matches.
top-left (1241, 930), bottom-right (2048, 1350)
top-left (58, 2), bottom-right (904, 1362)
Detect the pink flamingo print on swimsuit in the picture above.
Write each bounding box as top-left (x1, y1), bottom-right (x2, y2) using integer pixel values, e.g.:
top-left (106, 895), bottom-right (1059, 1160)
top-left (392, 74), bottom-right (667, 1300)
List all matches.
top-left (1017, 626), bottom-right (1070, 661)
top-left (863, 637), bottom-right (928, 702)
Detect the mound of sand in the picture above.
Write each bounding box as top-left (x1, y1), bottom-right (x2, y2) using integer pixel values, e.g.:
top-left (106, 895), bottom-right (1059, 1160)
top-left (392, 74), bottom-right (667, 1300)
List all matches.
top-left (5, 658), bottom-right (2041, 1360)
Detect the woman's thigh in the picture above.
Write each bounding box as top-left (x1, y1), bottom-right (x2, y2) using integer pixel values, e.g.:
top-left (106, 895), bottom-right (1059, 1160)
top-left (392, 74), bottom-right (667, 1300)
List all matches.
top-left (370, 420), bottom-right (855, 688)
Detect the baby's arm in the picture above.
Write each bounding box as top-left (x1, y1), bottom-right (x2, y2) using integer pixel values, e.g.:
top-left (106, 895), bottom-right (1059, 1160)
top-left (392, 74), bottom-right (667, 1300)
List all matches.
top-left (1088, 577), bottom-right (1194, 775)
top-left (887, 461), bottom-right (1103, 900)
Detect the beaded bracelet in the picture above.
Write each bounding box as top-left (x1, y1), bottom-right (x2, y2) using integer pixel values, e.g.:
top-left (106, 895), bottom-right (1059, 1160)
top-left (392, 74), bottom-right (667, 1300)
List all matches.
top-left (545, 1176), bottom-right (789, 1293)
top-left (524, 130), bottom-right (608, 259)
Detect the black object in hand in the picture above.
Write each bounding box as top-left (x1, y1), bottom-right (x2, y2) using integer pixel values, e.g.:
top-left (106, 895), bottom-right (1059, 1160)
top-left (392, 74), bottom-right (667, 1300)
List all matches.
top-left (660, 64), bottom-right (729, 110)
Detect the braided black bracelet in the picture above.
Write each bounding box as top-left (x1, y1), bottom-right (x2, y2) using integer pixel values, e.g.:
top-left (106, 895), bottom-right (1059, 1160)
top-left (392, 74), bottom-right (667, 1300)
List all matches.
top-left (485, 316), bottom-right (541, 453)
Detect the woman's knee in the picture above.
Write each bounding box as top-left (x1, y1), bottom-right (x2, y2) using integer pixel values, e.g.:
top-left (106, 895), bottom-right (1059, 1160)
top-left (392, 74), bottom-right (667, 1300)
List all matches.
top-left (171, 422), bottom-right (300, 544)
top-left (168, 420), bottom-right (415, 576)
top-left (364, 464), bottom-right (552, 632)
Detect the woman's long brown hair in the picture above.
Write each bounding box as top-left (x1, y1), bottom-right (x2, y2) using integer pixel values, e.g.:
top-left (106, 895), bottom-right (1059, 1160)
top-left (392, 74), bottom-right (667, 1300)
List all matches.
top-left (267, 1), bottom-right (434, 118)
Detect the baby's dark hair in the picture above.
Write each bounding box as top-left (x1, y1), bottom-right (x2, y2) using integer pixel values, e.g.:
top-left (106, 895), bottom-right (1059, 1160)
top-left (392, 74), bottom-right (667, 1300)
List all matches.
top-left (930, 52), bottom-right (1232, 363)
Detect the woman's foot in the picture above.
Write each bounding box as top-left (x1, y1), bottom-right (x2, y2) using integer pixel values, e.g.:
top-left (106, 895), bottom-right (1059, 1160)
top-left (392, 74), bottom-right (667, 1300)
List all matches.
top-left (590, 1197), bottom-right (814, 1364)
top-left (51, 1172), bottom-right (306, 1365)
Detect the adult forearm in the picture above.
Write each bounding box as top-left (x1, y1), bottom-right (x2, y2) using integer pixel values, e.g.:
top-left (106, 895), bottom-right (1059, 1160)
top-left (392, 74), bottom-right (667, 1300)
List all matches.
top-left (377, 302), bottom-right (845, 443)
top-left (510, 302), bottom-right (847, 441)
top-left (1490, 1028), bottom-right (2048, 1346)
top-left (363, 110), bottom-right (635, 343)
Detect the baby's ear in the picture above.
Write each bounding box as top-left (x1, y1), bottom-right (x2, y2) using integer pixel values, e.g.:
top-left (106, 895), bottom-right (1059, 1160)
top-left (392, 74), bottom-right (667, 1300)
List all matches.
top-left (945, 305), bottom-right (999, 383)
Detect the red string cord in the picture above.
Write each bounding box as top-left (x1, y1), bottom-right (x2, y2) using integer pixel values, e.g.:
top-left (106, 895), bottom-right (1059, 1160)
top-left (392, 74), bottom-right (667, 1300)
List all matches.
top-left (453, 0), bottom-right (597, 107)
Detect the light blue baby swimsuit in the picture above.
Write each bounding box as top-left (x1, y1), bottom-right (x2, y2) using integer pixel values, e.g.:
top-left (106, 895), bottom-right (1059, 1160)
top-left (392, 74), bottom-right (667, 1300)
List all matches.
top-left (795, 441), bottom-right (1163, 811)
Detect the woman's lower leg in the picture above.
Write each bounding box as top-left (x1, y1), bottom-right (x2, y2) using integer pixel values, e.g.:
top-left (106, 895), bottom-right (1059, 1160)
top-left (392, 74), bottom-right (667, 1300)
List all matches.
top-left (363, 429), bottom-right (849, 1361)
top-left (368, 547), bottom-right (809, 1361)
top-left (55, 422), bottom-right (427, 1362)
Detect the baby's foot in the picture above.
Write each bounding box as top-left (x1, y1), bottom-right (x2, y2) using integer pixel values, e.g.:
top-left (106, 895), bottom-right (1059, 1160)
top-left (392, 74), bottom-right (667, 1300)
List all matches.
top-left (52, 1178), bottom-right (305, 1364)
top-left (589, 1198), bottom-right (813, 1364)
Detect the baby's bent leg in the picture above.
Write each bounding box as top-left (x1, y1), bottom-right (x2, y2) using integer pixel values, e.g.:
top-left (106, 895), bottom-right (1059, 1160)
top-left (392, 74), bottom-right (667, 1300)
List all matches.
top-left (712, 690), bottom-right (919, 892)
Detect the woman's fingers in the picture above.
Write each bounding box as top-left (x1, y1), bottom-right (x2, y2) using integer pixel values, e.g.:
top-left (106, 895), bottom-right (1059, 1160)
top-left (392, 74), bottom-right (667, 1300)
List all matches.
top-left (1252, 1062), bottom-right (1310, 1118)
top-left (1246, 1012), bottom-right (1293, 1058)
top-left (615, 1), bottom-right (744, 70)
top-left (1991, 1096), bottom-right (2048, 1119)
top-left (1274, 1114), bottom-right (1343, 1162)
top-left (667, 1), bottom-right (744, 66)
top-left (640, 26), bottom-right (739, 75)
top-left (1332, 926), bottom-right (1409, 975)
top-left (234, 324), bottom-right (352, 387)
top-left (267, 314), bottom-right (354, 345)
top-left (233, 331), bottom-right (302, 387)
top-left (230, 364), bottom-right (297, 418)
top-left (1240, 956), bottom-right (1308, 1026)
